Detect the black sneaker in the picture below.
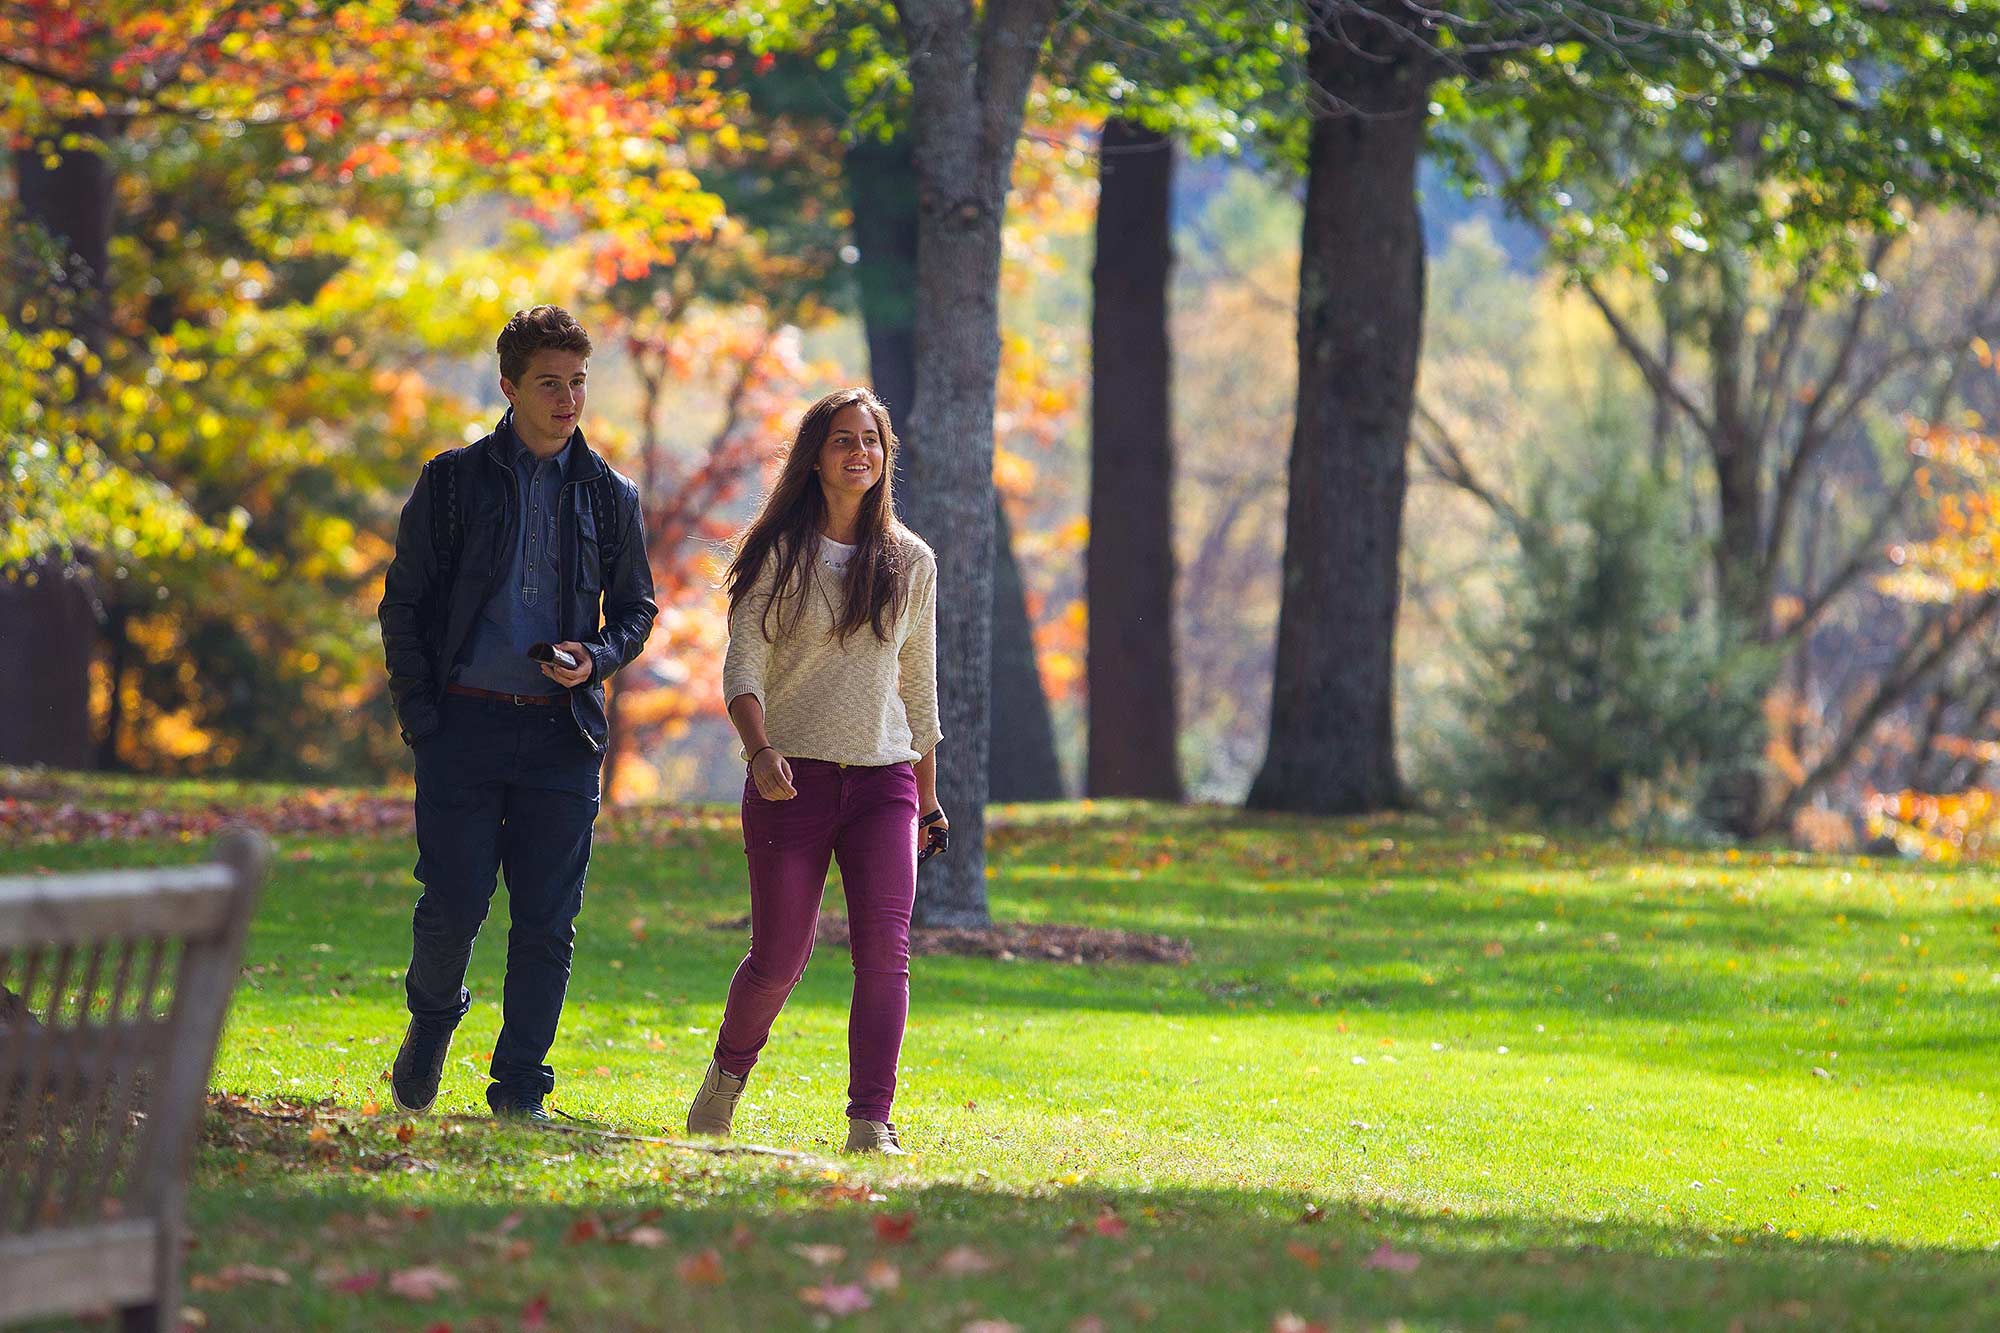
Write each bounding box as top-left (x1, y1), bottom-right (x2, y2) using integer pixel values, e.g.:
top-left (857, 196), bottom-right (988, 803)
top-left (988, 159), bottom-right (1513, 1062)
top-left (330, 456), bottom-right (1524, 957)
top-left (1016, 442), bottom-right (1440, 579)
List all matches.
top-left (390, 1020), bottom-right (453, 1114)
top-left (486, 1085), bottom-right (551, 1123)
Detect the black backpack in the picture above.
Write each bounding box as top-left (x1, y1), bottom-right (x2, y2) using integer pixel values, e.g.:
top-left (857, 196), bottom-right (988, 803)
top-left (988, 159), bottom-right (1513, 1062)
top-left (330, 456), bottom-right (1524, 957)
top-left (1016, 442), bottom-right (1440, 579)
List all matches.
top-left (428, 446), bottom-right (626, 588)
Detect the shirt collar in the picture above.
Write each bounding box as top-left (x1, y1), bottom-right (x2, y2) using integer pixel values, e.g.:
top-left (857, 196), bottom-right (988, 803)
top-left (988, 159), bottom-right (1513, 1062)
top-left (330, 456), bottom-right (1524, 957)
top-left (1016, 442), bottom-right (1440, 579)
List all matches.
top-left (505, 415), bottom-right (572, 478)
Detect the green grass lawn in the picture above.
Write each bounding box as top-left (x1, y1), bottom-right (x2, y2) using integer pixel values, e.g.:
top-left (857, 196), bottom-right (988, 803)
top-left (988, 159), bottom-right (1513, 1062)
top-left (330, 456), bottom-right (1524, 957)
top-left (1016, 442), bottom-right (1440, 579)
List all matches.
top-left (9, 781), bottom-right (2000, 1331)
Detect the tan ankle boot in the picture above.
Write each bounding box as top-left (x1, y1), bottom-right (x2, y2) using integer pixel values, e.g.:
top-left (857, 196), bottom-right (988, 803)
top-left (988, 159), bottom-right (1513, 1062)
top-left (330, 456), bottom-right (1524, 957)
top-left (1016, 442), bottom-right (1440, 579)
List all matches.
top-left (686, 1059), bottom-right (747, 1137)
top-left (843, 1118), bottom-right (906, 1155)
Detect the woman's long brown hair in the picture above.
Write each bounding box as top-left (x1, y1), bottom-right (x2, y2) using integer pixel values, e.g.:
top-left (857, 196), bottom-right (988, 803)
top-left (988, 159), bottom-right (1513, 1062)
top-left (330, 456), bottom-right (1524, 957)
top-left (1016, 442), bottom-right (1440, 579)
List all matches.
top-left (727, 387), bottom-right (912, 644)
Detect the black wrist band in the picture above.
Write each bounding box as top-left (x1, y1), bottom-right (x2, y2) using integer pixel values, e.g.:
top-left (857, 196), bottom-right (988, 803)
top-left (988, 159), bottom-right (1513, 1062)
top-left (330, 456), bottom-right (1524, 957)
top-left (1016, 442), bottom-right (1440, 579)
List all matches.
top-left (919, 810), bottom-right (944, 827)
top-left (748, 745), bottom-right (775, 766)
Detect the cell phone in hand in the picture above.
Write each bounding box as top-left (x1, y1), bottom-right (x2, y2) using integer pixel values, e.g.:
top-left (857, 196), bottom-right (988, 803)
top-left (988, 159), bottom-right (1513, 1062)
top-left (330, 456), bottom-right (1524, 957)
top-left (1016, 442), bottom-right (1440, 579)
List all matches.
top-left (917, 823), bottom-right (949, 866)
top-left (529, 642), bottom-right (579, 670)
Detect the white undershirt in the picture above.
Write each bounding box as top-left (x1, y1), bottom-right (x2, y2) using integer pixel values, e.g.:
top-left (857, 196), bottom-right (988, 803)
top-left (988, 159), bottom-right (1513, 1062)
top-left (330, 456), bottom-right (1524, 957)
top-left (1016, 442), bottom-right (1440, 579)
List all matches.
top-left (819, 536), bottom-right (856, 574)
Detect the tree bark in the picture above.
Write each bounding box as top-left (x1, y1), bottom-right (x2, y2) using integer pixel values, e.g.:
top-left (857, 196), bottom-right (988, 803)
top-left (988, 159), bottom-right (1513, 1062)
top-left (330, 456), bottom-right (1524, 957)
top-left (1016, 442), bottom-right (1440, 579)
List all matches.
top-left (0, 562), bottom-right (98, 769)
top-left (1086, 118), bottom-right (1182, 800)
top-left (846, 132), bottom-right (1064, 805)
top-left (8, 117), bottom-right (115, 768)
top-left (892, 0), bottom-right (1058, 926)
top-left (988, 495), bottom-right (1064, 799)
top-left (1247, 3), bottom-right (1429, 815)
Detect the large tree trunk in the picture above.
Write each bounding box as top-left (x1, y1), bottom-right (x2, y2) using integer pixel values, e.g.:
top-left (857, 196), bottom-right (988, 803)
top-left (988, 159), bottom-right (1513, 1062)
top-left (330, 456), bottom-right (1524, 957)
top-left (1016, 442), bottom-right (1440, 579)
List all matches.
top-left (8, 118), bottom-right (116, 768)
top-left (0, 563), bottom-right (98, 769)
top-left (847, 119), bottom-right (1063, 823)
top-left (1247, 4), bottom-right (1429, 815)
top-left (893, 0), bottom-right (1057, 926)
top-left (1086, 117), bottom-right (1181, 800)
top-left (987, 496), bottom-right (1063, 800)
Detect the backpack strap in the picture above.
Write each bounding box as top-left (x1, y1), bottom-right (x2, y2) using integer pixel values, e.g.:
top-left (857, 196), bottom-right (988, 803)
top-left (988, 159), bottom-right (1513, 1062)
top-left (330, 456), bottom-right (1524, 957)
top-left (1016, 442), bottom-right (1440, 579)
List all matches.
top-left (587, 471), bottom-right (627, 572)
top-left (428, 450), bottom-right (467, 586)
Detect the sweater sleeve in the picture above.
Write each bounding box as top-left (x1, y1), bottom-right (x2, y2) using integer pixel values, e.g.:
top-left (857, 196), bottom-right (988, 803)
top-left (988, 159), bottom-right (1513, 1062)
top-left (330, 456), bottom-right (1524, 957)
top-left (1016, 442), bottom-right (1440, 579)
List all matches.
top-left (897, 549), bottom-right (943, 756)
top-left (721, 561), bottom-right (775, 710)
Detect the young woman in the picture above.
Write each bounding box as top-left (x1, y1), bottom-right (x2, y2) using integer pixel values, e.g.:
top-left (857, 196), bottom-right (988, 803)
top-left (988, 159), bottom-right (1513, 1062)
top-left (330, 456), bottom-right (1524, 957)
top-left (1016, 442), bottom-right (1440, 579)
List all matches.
top-left (687, 387), bottom-right (945, 1154)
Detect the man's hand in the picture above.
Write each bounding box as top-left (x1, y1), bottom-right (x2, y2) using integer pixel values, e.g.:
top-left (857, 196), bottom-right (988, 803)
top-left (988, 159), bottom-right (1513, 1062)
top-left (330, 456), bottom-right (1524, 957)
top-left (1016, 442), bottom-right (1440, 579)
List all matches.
top-left (538, 640), bottom-right (593, 688)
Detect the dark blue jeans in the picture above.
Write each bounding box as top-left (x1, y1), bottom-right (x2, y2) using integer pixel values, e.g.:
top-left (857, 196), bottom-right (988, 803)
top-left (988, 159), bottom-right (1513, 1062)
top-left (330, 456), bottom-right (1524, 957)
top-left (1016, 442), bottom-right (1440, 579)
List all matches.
top-left (405, 692), bottom-right (603, 1102)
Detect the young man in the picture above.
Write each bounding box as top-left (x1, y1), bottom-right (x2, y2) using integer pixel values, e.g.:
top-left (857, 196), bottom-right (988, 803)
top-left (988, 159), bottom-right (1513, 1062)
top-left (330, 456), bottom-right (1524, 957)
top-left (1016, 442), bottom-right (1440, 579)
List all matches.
top-left (378, 305), bottom-right (656, 1121)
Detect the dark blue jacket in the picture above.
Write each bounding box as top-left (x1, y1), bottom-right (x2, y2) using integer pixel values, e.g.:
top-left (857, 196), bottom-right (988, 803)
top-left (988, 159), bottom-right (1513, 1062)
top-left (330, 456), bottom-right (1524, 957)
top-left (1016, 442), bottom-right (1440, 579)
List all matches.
top-left (378, 415), bottom-right (657, 753)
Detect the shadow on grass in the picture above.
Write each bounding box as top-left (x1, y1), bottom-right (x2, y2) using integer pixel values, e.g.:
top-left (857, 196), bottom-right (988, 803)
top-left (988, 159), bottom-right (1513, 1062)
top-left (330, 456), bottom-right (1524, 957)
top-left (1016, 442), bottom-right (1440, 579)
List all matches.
top-left (139, 1104), bottom-right (2000, 1333)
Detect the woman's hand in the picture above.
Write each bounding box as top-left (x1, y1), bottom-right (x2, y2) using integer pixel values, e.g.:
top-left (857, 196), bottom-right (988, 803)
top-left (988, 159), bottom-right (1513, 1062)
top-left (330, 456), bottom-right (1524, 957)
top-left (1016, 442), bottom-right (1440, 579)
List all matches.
top-left (917, 807), bottom-right (949, 864)
top-left (750, 747), bottom-right (796, 801)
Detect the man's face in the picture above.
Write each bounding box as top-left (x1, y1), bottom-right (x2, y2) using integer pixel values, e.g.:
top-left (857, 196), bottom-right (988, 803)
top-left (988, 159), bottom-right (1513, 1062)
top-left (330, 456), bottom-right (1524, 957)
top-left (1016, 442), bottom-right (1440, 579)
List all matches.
top-left (502, 348), bottom-right (588, 452)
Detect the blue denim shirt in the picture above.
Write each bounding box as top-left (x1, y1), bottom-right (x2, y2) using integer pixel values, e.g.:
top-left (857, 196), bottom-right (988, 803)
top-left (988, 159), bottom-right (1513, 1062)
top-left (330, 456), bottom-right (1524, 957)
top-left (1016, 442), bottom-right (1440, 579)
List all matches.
top-left (450, 421), bottom-right (571, 696)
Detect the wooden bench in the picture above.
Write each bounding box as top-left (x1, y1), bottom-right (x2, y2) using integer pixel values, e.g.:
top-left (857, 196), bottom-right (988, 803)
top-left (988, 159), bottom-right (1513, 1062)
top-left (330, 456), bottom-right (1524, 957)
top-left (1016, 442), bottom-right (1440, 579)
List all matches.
top-left (0, 828), bottom-right (268, 1332)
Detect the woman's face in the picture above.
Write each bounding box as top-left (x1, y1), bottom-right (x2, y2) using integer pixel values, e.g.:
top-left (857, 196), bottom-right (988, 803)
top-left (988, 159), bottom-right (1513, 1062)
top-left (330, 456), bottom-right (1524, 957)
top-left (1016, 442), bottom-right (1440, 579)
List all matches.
top-left (816, 403), bottom-right (885, 501)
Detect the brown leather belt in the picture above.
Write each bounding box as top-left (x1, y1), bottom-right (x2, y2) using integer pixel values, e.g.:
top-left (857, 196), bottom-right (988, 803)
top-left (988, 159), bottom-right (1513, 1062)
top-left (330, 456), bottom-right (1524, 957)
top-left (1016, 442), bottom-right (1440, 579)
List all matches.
top-left (446, 683), bottom-right (565, 707)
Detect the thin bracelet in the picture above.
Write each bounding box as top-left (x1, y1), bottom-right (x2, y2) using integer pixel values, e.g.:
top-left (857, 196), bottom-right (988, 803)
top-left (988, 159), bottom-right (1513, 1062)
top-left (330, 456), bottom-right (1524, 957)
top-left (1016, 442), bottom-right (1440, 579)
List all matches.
top-left (748, 744), bottom-right (775, 766)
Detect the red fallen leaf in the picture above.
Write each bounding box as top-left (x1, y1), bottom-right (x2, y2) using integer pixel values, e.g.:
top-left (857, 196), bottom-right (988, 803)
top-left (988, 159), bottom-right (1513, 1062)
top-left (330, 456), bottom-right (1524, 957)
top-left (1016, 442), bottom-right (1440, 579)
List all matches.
top-left (520, 1295), bottom-right (551, 1331)
top-left (730, 1222), bottom-right (756, 1249)
top-left (501, 1239), bottom-right (532, 1263)
top-left (678, 1248), bottom-right (725, 1285)
top-left (1093, 1211), bottom-right (1128, 1239)
top-left (422, 1324), bottom-right (452, 1333)
top-left (327, 1270), bottom-right (382, 1294)
top-left (388, 1265), bottom-right (460, 1301)
top-left (862, 1259), bottom-right (900, 1291)
top-left (872, 1212), bottom-right (916, 1244)
top-left (1299, 1204), bottom-right (1327, 1225)
top-left (1285, 1241), bottom-right (1321, 1269)
top-left (395, 1123), bottom-right (415, 1145)
top-left (1361, 1240), bottom-right (1421, 1273)
top-left (798, 1283), bottom-right (873, 1316)
top-left (495, 1211), bottom-right (526, 1237)
top-left (566, 1216), bottom-right (605, 1244)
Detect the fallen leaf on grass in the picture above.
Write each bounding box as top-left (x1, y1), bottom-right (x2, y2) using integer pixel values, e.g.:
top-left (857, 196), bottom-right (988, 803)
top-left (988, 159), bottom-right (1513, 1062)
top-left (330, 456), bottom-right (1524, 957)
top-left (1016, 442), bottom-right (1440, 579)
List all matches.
top-left (520, 1295), bottom-right (551, 1331)
top-left (863, 1259), bottom-right (901, 1291)
top-left (872, 1212), bottom-right (916, 1244)
top-left (1093, 1211), bottom-right (1128, 1239)
top-left (565, 1216), bottom-right (605, 1244)
top-left (360, 1098), bottom-right (380, 1116)
top-left (962, 1321), bottom-right (1020, 1333)
top-left (1272, 1315), bottom-right (1330, 1333)
top-left (1284, 1241), bottom-right (1321, 1269)
top-left (792, 1242), bottom-right (848, 1267)
top-left (321, 1269), bottom-right (382, 1294)
top-left (1298, 1204), bottom-right (1327, 1225)
top-left (395, 1123), bottom-right (416, 1144)
top-left (730, 1223), bottom-right (756, 1249)
top-left (820, 1180), bottom-right (885, 1204)
top-left (936, 1245), bottom-right (998, 1276)
top-left (678, 1249), bottom-right (725, 1285)
top-left (623, 1226), bottom-right (668, 1249)
top-left (1361, 1241), bottom-right (1421, 1273)
top-left (388, 1266), bottom-right (461, 1301)
top-left (799, 1283), bottom-right (873, 1316)
top-left (190, 1264), bottom-right (291, 1292)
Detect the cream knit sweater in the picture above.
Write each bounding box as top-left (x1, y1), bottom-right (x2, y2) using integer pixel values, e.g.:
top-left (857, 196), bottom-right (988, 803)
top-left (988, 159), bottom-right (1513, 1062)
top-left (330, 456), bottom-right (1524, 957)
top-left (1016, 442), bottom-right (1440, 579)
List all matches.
top-left (721, 534), bottom-right (942, 766)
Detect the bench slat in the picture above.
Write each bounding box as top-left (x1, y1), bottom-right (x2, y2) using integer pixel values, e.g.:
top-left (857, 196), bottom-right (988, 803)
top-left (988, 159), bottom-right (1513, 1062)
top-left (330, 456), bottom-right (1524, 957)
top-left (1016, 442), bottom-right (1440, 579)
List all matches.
top-left (0, 1220), bottom-right (159, 1321)
top-left (0, 870), bottom-right (237, 950)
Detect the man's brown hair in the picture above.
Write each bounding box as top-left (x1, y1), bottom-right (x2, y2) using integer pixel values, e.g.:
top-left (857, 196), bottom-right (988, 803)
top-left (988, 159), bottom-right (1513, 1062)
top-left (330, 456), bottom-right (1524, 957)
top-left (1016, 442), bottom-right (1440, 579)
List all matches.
top-left (496, 305), bottom-right (593, 383)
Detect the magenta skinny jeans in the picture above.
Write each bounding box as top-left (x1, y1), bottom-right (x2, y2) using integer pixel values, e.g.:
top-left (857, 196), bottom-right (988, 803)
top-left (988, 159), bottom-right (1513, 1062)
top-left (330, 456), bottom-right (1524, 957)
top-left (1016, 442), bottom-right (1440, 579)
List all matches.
top-left (713, 757), bottom-right (918, 1121)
